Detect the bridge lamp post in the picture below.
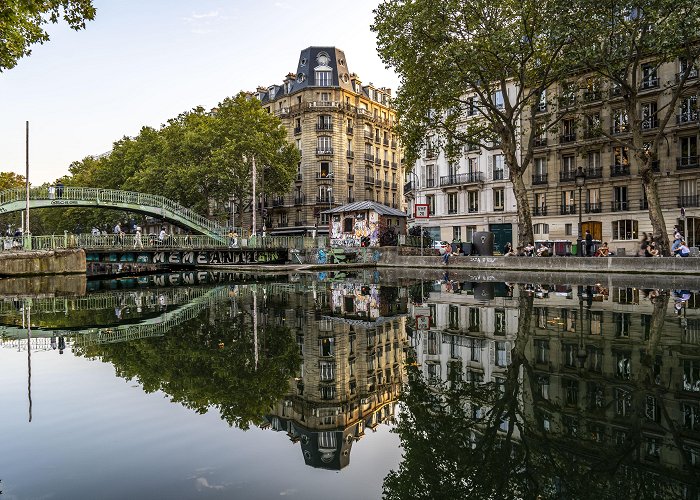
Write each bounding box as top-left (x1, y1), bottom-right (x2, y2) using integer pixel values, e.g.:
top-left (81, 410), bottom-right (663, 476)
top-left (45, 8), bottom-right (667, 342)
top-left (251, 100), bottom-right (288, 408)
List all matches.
top-left (575, 166), bottom-right (587, 257)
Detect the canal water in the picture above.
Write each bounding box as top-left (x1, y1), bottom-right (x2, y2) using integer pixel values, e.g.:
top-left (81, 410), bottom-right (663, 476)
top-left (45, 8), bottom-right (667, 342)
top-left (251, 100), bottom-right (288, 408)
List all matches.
top-left (0, 270), bottom-right (698, 499)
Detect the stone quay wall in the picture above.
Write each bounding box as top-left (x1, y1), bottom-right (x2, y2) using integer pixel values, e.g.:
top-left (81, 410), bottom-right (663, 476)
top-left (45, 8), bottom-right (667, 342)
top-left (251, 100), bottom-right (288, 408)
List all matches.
top-left (0, 249), bottom-right (86, 276)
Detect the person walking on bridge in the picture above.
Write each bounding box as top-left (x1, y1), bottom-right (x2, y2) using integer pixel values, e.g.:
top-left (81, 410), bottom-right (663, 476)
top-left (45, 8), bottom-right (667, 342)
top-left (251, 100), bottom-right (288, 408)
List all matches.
top-left (134, 226), bottom-right (143, 249)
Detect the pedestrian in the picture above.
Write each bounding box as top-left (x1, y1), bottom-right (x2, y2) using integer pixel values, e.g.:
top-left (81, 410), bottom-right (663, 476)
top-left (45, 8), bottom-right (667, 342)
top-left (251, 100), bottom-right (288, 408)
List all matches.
top-left (158, 227), bottom-right (167, 245)
top-left (441, 244), bottom-right (451, 265)
top-left (677, 240), bottom-right (690, 257)
top-left (639, 232), bottom-right (649, 256)
top-left (56, 181), bottom-right (64, 199)
top-left (228, 229), bottom-right (235, 248)
top-left (48, 184), bottom-right (55, 200)
top-left (113, 222), bottom-right (123, 245)
top-left (585, 229), bottom-right (593, 257)
top-left (133, 226), bottom-right (143, 249)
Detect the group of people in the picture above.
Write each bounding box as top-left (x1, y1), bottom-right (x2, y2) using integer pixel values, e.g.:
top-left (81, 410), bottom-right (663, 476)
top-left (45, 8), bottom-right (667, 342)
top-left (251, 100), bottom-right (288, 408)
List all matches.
top-left (639, 227), bottom-right (692, 257)
top-left (671, 227), bottom-right (691, 257)
top-left (502, 242), bottom-right (551, 257)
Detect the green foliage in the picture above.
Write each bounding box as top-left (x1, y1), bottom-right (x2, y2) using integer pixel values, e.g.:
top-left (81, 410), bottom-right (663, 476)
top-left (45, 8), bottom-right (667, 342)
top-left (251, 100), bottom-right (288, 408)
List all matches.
top-left (0, 171), bottom-right (25, 190)
top-left (0, 0), bottom-right (96, 72)
top-left (74, 301), bottom-right (300, 430)
top-left (372, 0), bottom-right (572, 246)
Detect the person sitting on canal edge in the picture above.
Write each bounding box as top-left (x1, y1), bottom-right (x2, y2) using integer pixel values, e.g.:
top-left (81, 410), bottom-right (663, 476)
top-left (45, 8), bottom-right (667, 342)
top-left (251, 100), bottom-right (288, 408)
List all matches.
top-left (585, 229), bottom-right (593, 256)
top-left (441, 244), bottom-right (451, 265)
top-left (595, 242), bottom-right (610, 257)
top-left (536, 243), bottom-right (550, 257)
top-left (677, 241), bottom-right (691, 257)
top-left (502, 242), bottom-right (516, 256)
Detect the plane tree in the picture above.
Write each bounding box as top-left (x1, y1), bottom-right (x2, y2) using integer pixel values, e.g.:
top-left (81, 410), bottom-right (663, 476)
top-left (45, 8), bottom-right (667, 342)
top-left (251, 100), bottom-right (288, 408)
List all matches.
top-left (562, 0), bottom-right (700, 255)
top-left (372, 0), bottom-right (573, 246)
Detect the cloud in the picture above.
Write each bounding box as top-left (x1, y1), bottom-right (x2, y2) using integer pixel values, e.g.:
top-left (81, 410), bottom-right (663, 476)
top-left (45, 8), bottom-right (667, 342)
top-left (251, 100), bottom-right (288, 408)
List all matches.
top-left (194, 477), bottom-right (225, 491)
top-left (280, 489), bottom-right (298, 496)
top-left (191, 10), bottom-right (219, 19)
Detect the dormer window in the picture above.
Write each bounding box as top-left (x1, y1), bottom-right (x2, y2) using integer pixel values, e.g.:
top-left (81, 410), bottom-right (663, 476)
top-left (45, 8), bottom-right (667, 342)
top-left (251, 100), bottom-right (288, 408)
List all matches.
top-left (269, 87), bottom-right (276, 99)
top-left (316, 70), bottom-right (332, 86)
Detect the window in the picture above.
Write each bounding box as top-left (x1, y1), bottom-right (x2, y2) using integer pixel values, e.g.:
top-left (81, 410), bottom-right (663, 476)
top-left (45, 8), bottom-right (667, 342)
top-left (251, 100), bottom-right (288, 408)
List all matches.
top-left (684, 360), bottom-right (700, 392)
top-left (565, 223), bottom-right (572, 235)
top-left (561, 82), bottom-right (576, 106)
top-left (534, 158), bottom-right (547, 176)
top-left (611, 219), bottom-right (637, 240)
top-left (319, 161), bottom-right (332, 178)
top-left (537, 89), bottom-right (547, 112)
top-left (535, 340), bottom-right (549, 363)
top-left (613, 186), bottom-right (628, 211)
top-left (612, 109), bottom-right (628, 133)
top-left (315, 70), bottom-right (332, 86)
top-left (319, 337), bottom-right (335, 356)
top-left (447, 193), bottom-right (458, 214)
top-left (495, 341), bottom-right (508, 367)
top-left (538, 376), bottom-right (550, 400)
top-left (641, 102), bottom-right (657, 129)
top-left (426, 194), bottom-right (435, 216)
top-left (535, 192), bottom-right (546, 214)
top-left (562, 118), bottom-right (575, 141)
top-left (470, 340), bottom-right (481, 362)
top-left (493, 90), bottom-right (504, 109)
top-left (448, 305), bottom-right (459, 330)
top-left (683, 402), bottom-right (700, 430)
top-left (452, 226), bottom-right (461, 241)
top-left (493, 188), bottom-right (504, 211)
top-left (680, 136), bottom-right (698, 165)
top-left (562, 155), bottom-right (575, 175)
top-left (319, 361), bottom-right (335, 381)
top-left (679, 179), bottom-right (697, 206)
top-left (469, 307), bottom-right (480, 332)
top-left (318, 136), bottom-right (332, 154)
top-left (533, 223), bottom-right (549, 235)
top-left (466, 226), bottom-right (476, 243)
top-left (494, 309), bottom-right (506, 335)
top-left (318, 114), bottom-right (332, 130)
top-left (468, 191), bottom-right (479, 213)
top-left (320, 386), bottom-right (336, 400)
top-left (467, 96), bottom-right (479, 116)
top-left (586, 113), bottom-right (601, 138)
top-left (492, 154), bottom-right (505, 180)
top-left (679, 95), bottom-right (698, 123)
top-left (564, 379), bottom-right (579, 406)
top-left (615, 388), bottom-right (631, 416)
top-left (641, 63), bottom-right (658, 89)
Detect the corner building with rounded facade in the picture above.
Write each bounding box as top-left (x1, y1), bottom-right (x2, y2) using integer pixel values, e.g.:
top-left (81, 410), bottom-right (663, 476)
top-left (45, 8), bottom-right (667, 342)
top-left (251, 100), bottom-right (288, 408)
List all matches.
top-left (255, 47), bottom-right (402, 236)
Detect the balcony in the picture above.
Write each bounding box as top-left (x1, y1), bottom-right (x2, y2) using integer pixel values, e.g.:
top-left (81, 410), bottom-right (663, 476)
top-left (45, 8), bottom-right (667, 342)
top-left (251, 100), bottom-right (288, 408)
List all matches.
top-left (611, 200), bottom-right (629, 212)
top-left (493, 169), bottom-right (505, 180)
top-left (611, 164), bottom-right (630, 177)
top-left (294, 126), bottom-right (302, 135)
top-left (391, 140), bottom-right (397, 149)
top-left (586, 167), bottom-right (603, 179)
top-left (533, 206), bottom-right (547, 216)
top-left (374, 157), bottom-right (381, 166)
top-left (533, 137), bottom-right (547, 147)
top-left (439, 172), bottom-right (484, 187)
top-left (582, 90), bottom-right (602, 103)
top-left (585, 202), bottom-right (602, 213)
top-left (364, 153), bottom-right (374, 163)
top-left (532, 173), bottom-right (548, 185)
top-left (640, 78), bottom-right (659, 90)
top-left (677, 113), bottom-right (699, 125)
top-left (391, 161), bottom-right (398, 169)
top-left (391, 182), bottom-right (397, 190)
top-left (675, 69), bottom-right (698, 82)
top-left (294, 195), bottom-right (306, 205)
top-left (559, 170), bottom-right (576, 182)
top-left (365, 175), bottom-right (375, 185)
top-left (347, 173), bottom-right (355, 182)
top-left (641, 117), bottom-right (659, 130)
top-left (375, 178), bottom-right (383, 187)
top-left (426, 179), bottom-right (436, 188)
top-left (346, 197), bottom-right (355, 203)
top-left (316, 123), bottom-right (333, 131)
top-left (677, 156), bottom-right (700, 170)
top-left (678, 195), bottom-right (700, 207)
top-left (560, 133), bottom-right (577, 143)
top-left (560, 204), bottom-right (576, 215)
top-left (295, 173), bottom-right (303, 182)
top-left (404, 181), bottom-right (414, 193)
top-left (316, 173), bottom-right (333, 180)
top-left (316, 148), bottom-right (334, 156)
top-left (315, 196), bottom-right (335, 204)
top-left (447, 208), bottom-right (458, 215)
top-left (383, 138), bottom-right (389, 146)
top-left (383, 160), bottom-right (389, 167)
top-left (272, 197), bottom-right (285, 207)
top-left (346, 150), bottom-right (354, 159)
top-left (277, 222), bottom-right (289, 228)
top-left (346, 126), bottom-right (354, 135)
top-left (584, 129), bottom-right (602, 140)
top-left (364, 131), bottom-right (373, 140)
top-left (425, 149), bottom-right (437, 159)
top-left (383, 181), bottom-right (390, 188)
top-left (295, 220), bottom-right (308, 226)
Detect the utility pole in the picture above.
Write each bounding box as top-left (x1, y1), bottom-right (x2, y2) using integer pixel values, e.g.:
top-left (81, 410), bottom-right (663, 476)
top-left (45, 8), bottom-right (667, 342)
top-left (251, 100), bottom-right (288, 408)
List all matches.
top-left (25, 121), bottom-right (30, 248)
top-left (252, 155), bottom-right (257, 239)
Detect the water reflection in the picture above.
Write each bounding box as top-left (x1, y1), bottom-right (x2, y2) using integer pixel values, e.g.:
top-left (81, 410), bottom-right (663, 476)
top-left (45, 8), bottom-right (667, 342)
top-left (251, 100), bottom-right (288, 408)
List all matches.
top-left (1, 271), bottom-right (699, 497)
top-left (391, 280), bottom-right (700, 499)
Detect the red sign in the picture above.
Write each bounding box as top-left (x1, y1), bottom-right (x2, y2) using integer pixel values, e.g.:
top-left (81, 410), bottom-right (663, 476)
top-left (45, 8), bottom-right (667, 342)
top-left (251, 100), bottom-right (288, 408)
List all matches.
top-left (414, 204), bottom-right (430, 218)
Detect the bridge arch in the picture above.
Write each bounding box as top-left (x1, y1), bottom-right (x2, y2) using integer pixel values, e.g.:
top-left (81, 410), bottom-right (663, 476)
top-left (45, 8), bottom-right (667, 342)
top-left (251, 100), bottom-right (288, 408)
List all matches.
top-left (0, 186), bottom-right (226, 238)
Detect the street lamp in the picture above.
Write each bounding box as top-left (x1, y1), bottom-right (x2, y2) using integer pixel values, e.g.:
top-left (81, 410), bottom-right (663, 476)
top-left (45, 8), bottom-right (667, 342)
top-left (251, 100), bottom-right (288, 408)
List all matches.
top-left (576, 287), bottom-right (588, 370)
top-left (575, 166), bottom-right (587, 256)
top-left (327, 186), bottom-right (332, 236)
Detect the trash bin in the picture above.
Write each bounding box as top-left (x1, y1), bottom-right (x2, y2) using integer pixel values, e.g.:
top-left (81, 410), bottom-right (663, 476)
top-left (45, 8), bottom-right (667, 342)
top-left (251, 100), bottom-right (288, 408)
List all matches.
top-left (571, 242), bottom-right (578, 256)
top-left (553, 240), bottom-right (572, 256)
top-left (462, 242), bottom-right (473, 256)
top-left (472, 232), bottom-right (494, 256)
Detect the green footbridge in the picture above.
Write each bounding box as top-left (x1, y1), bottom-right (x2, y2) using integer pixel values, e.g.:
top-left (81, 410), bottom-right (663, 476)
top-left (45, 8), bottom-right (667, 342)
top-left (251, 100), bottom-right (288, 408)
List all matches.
top-left (0, 186), bottom-right (227, 239)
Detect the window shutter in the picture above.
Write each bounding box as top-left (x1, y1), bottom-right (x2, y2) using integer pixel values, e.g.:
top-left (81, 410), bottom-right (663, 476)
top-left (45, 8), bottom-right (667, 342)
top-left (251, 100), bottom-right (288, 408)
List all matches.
top-left (506, 341), bottom-right (512, 366)
top-left (489, 340), bottom-right (495, 366)
top-left (487, 155), bottom-right (494, 181)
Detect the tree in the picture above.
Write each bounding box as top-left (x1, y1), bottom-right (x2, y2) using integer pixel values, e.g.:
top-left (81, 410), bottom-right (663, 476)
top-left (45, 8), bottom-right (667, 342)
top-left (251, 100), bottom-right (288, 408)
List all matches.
top-left (562, 0), bottom-right (700, 255)
top-left (372, 0), bottom-right (572, 246)
top-left (0, 171), bottom-right (25, 190)
top-left (0, 0), bottom-right (96, 72)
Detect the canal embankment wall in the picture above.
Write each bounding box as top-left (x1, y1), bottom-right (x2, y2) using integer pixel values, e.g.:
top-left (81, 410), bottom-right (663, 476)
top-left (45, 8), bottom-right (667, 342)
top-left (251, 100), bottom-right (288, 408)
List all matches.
top-left (376, 247), bottom-right (700, 275)
top-left (0, 249), bottom-right (86, 276)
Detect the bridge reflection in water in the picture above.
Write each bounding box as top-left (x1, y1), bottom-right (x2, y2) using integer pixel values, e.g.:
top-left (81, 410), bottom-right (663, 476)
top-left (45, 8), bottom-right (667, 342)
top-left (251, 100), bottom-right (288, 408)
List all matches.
top-left (1, 272), bottom-right (699, 495)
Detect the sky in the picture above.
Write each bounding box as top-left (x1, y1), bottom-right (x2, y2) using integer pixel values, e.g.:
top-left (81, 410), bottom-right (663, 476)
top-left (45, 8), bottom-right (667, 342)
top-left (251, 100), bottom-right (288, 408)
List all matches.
top-left (0, 0), bottom-right (399, 184)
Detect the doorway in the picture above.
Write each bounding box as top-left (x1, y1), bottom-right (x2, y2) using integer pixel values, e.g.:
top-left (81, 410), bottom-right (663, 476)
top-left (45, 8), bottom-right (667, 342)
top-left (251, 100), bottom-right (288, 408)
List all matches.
top-left (489, 223), bottom-right (513, 254)
top-left (582, 221), bottom-right (602, 241)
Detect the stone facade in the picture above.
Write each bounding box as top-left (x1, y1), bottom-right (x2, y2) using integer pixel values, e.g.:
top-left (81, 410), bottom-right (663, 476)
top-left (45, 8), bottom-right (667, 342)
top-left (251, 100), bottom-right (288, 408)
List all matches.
top-left (255, 47), bottom-right (402, 236)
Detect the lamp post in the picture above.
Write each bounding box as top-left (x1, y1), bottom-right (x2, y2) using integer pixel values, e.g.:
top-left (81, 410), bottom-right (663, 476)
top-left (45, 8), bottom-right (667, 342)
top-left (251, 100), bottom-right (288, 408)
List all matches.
top-left (575, 166), bottom-right (587, 256)
top-left (576, 287), bottom-right (588, 370)
top-left (327, 186), bottom-right (332, 237)
top-left (408, 170), bottom-right (424, 257)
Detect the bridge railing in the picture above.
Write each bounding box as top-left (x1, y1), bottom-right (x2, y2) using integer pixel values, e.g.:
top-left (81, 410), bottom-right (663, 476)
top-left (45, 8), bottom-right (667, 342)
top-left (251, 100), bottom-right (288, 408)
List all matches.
top-left (1, 233), bottom-right (325, 252)
top-left (0, 186), bottom-right (227, 237)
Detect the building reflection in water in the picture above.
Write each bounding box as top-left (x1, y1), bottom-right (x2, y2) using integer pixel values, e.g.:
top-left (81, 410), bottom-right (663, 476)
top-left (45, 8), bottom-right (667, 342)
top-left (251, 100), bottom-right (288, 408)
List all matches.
top-left (264, 277), bottom-right (408, 470)
top-left (395, 279), bottom-right (700, 499)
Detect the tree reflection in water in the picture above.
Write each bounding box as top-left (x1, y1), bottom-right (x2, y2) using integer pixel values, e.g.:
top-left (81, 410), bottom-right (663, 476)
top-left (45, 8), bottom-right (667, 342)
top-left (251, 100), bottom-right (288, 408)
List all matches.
top-left (385, 285), bottom-right (700, 499)
top-left (73, 287), bottom-right (299, 430)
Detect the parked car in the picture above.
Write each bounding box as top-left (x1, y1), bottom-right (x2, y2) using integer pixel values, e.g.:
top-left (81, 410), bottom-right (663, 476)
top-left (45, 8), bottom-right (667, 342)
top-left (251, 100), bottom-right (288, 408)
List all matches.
top-left (433, 240), bottom-right (450, 252)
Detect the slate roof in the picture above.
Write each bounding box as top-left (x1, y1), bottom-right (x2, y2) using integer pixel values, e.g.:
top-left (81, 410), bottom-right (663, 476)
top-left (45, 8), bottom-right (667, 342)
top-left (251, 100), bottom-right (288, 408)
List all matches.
top-left (321, 201), bottom-right (407, 217)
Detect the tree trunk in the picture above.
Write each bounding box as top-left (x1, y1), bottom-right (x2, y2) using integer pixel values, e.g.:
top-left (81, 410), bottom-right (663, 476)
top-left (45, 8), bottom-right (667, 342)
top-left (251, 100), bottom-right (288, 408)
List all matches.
top-left (639, 156), bottom-right (670, 256)
top-left (503, 144), bottom-right (534, 247)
